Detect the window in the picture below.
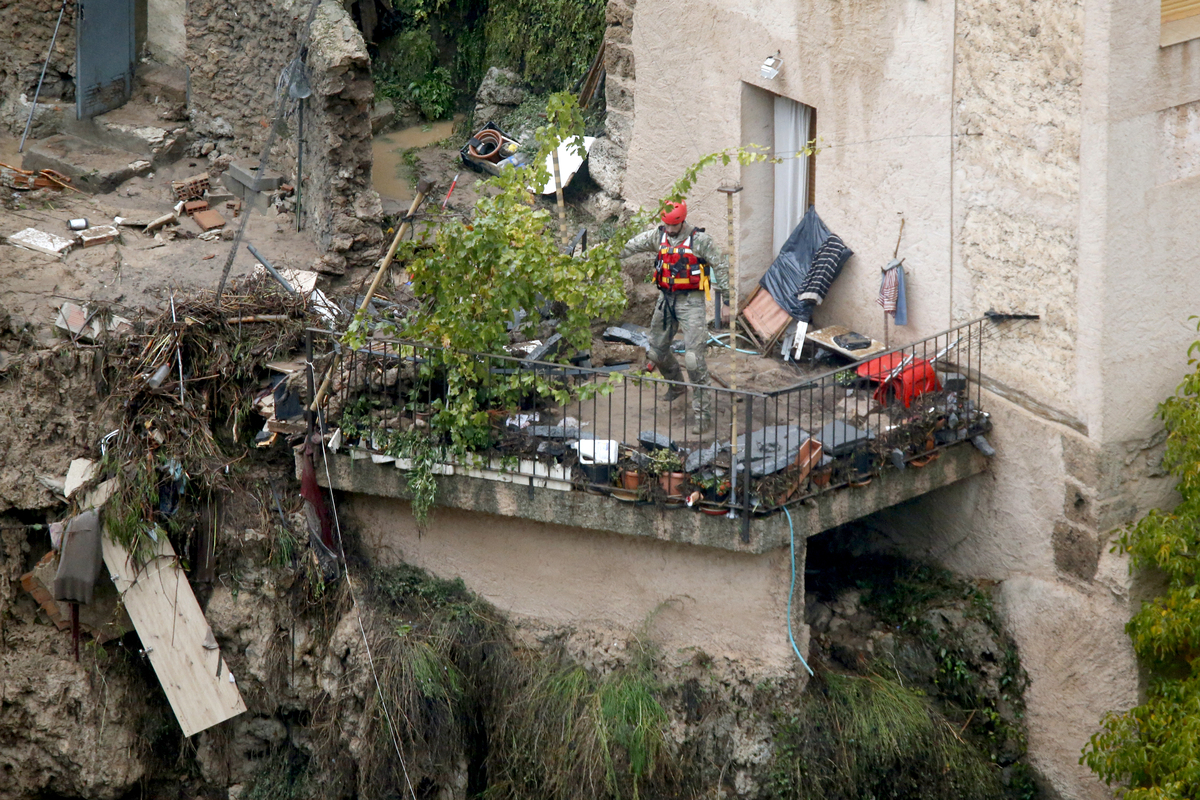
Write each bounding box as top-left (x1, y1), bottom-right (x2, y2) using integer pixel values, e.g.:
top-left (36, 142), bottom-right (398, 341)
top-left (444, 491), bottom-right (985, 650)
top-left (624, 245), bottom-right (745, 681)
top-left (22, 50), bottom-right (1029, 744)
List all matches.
top-left (1161, 0), bottom-right (1200, 47)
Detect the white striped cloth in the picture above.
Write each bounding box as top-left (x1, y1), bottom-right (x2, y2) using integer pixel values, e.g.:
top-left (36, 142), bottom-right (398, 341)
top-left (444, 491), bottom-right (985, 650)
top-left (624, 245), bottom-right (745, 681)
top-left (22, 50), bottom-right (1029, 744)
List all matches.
top-left (878, 267), bottom-right (899, 313)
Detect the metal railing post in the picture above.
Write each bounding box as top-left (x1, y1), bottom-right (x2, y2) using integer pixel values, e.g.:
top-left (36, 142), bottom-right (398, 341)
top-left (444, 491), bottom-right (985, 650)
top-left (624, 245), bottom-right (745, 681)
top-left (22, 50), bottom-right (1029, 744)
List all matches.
top-left (741, 393), bottom-right (753, 543)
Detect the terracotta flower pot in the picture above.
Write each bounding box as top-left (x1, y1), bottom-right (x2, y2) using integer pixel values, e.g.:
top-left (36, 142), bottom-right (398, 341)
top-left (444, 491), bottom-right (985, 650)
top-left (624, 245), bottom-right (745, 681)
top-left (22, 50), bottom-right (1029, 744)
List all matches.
top-left (620, 469), bottom-right (642, 490)
top-left (659, 471), bottom-right (687, 498)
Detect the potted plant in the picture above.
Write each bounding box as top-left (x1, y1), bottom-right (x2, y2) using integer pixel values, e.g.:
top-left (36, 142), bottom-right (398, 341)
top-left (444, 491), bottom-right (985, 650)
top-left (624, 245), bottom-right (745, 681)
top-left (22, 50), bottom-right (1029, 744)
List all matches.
top-left (648, 449), bottom-right (686, 499)
top-left (620, 468), bottom-right (642, 491)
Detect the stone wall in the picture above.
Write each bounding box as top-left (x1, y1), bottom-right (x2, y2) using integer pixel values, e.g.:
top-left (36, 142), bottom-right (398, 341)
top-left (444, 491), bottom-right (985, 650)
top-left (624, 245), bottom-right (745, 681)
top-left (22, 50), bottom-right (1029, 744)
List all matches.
top-left (0, 0), bottom-right (76, 137)
top-left (588, 0), bottom-right (635, 202)
top-left (184, 0), bottom-right (383, 271)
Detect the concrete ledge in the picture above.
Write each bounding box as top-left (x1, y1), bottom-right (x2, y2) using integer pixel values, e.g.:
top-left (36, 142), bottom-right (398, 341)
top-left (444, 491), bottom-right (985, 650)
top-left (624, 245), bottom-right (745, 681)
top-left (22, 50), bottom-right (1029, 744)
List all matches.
top-left (306, 442), bottom-right (988, 554)
top-left (22, 134), bottom-right (150, 193)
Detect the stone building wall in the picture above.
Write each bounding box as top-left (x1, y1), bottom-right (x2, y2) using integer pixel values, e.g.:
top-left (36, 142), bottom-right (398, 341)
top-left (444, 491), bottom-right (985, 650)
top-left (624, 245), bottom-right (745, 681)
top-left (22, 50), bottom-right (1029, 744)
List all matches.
top-left (185, 0), bottom-right (382, 271)
top-left (0, 0), bottom-right (77, 137)
top-left (588, 0), bottom-right (635, 203)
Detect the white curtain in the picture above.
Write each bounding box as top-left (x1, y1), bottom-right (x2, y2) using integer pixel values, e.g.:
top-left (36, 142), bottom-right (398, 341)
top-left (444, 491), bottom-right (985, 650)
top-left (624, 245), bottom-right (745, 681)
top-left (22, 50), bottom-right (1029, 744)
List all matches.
top-left (772, 96), bottom-right (812, 256)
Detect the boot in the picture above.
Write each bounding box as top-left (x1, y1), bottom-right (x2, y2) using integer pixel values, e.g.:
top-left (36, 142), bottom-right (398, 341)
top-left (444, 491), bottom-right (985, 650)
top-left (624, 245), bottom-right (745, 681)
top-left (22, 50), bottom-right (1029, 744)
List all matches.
top-left (664, 384), bottom-right (687, 402)
top-left (690, 413), bottom-right (713, 436)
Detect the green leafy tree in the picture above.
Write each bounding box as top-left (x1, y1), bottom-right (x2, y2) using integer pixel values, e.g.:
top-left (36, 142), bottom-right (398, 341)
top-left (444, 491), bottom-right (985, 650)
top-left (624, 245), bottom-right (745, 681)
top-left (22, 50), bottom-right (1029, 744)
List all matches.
top-left (1083, 320), bottom-right (1200, 799)
top-left (390, 92), bottom-right (629, 449)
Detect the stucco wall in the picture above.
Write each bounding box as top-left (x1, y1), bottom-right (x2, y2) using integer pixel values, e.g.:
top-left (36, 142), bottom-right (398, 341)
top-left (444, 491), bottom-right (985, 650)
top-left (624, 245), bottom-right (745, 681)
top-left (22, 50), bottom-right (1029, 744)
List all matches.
top-left (146, 0), bottom-right (187, 67)
top-left (614, 0), bottom-right (1200, 797)
top-left (345, 495), bottom-right (805, 675)
top-left (621, 0), bottom-right (956, 340)
top-left (953, 0), bottom-right (1083, 418)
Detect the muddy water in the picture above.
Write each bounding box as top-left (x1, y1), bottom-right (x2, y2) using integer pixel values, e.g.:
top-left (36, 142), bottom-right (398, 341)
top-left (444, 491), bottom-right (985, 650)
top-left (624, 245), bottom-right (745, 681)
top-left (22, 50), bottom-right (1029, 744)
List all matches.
top-left (372, 116), bottom-right (461, 203)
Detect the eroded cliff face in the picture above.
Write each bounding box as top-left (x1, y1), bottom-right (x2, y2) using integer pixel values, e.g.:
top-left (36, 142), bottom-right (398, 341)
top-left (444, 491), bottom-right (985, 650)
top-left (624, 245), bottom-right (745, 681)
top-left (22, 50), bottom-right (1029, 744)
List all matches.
top-left (0, 341), bottom-right (1034, 800)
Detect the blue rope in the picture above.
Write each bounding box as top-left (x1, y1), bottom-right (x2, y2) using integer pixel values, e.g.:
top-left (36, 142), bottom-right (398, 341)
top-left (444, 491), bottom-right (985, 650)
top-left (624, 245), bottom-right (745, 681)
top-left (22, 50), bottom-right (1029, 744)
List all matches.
top-left (783, 506), bottom-right (815, 676)
top-left (707, 333), bottom-right (759, 355)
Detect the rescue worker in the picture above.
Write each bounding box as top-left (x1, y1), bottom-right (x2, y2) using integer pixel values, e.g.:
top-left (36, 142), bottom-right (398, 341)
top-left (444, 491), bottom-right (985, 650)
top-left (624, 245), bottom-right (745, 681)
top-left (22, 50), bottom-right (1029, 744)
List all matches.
top-left (619, 200), bottom-right (729, 433)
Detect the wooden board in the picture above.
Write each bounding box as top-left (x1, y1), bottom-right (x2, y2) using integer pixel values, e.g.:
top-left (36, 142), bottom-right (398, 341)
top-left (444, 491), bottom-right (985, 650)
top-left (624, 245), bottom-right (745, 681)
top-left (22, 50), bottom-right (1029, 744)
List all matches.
top-left (87, 481), bottom-right (246, 737)
top-left (806, 325), bottom-right (888, 360)
top-left (740, 287), bottom-right (792, 344)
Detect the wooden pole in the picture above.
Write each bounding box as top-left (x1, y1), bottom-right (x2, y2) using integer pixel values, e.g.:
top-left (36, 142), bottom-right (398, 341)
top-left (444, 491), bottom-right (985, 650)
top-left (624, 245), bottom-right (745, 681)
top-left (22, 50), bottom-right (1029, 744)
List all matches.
top-left (718, 184), bottom-right (743, 516)
top-left (551, 148), bottom-right (569, 247)
top-left (310, 179), bottom-right (432, 412)
top-left (886, 217), bottom-right (905, 348)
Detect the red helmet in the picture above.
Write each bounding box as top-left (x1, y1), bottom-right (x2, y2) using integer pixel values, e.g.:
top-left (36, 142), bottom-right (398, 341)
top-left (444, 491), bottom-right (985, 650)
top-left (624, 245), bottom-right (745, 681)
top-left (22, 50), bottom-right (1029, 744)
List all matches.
top-left (661, 201), bottom-right (687, 225)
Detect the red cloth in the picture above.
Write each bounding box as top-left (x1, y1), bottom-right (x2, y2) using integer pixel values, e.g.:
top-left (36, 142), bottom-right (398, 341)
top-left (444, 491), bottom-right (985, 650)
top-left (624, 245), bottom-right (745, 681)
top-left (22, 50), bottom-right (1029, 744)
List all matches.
top-left (857, 353), bottom-right (941, 408)
top-left (301, 440), bottom-right (334, 549)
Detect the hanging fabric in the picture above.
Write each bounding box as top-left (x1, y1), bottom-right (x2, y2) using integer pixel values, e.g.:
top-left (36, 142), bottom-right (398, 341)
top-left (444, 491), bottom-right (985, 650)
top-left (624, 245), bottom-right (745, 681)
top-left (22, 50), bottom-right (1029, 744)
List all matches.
top-left (878, 258), bottom-right (908, 326)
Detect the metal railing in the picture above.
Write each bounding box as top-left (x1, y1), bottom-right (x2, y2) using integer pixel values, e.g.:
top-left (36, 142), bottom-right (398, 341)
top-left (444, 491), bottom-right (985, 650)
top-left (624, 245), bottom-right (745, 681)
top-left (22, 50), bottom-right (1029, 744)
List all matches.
top-left (307, 316), bottom-right (993, 539)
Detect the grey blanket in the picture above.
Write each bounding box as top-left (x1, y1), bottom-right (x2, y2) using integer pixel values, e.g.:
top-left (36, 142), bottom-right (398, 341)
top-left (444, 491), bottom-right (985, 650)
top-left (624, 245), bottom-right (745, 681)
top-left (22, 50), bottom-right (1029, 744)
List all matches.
top-left (53, 510), bottom-right (103, 605)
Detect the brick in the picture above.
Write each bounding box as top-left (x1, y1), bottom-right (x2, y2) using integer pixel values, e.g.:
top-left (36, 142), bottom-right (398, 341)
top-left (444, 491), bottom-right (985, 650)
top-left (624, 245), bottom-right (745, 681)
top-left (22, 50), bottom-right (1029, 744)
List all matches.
top-left (79, 225), bottom-right (119, 247)
top-left (183, 199), bottom-right (210, 216)
top-left (171, 172), bottom-right (210, 200)
top-left (193, 209), bottom-right (226, 231)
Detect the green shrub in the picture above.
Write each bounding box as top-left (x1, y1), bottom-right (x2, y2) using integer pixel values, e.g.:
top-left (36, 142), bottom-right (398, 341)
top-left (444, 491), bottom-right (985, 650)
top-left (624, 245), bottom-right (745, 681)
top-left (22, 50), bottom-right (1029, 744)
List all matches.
top-left (483, 0), bottom-right (605, 91)
top-left (769, 673), bottom-right (1003, 799)
top-left (373, 28), bottom-right (438, 103)
top-left (409, 67), bottom-right (457, 120)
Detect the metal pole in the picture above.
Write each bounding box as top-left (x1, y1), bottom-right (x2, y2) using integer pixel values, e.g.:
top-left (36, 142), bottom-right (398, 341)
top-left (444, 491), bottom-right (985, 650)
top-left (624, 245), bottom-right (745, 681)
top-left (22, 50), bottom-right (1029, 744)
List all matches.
top-left (20, 0), bottom-right (70, 153)
top-left (295, 99), bottom-right (303, 232)
top-left (246, 243), bottom-right (296, 293)
top-left (741, 394), bottom-right (753, 543)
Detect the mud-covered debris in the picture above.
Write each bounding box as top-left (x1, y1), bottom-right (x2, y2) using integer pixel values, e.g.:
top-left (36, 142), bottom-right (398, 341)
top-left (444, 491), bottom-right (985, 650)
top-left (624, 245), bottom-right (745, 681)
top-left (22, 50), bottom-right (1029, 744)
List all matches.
top-left (8, 227), bottom-right (75, 256)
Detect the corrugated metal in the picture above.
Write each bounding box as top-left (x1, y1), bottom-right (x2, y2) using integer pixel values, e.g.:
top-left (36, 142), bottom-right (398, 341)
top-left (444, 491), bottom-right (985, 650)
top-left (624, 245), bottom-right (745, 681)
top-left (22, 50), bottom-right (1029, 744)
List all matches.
top-left (1163, 0), bottom-right (1200, 23)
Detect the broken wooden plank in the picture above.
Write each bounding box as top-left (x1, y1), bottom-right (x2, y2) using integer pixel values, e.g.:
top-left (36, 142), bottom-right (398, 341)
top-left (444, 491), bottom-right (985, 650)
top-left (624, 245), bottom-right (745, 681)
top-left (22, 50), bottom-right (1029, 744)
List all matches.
top-left (84, 480), bottom-right (245, 737)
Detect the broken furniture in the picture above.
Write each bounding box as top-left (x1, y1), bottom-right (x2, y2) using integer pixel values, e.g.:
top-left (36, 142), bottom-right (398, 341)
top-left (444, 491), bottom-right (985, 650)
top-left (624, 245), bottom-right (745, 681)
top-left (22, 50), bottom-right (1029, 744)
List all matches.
top-left (805, 325), bottom-right (886, 361)
top-left (857, 351), bottom-right (942, 408)
top-left (750, 207), bottom-right (854, 358)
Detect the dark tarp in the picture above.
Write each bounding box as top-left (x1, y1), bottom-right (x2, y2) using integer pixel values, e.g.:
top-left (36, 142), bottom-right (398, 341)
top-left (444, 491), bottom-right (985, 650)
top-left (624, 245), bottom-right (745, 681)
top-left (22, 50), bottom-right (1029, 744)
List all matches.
top-left (759, 207), bottom-right (853, 319)
top-left (53, 510), bottom-right (103, 605)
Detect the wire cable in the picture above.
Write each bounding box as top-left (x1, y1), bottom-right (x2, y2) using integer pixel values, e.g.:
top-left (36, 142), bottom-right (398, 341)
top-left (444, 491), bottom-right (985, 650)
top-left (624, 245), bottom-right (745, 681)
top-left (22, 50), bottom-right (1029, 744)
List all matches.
top-left (783, 506), bottom-right (815, 676)
top-left (311, 404), bottom-right (420, 800)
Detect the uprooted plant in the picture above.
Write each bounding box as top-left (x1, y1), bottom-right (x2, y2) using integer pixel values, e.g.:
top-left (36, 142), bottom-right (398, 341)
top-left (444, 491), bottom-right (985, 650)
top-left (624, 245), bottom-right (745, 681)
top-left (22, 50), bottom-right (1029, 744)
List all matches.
top-left (87, 277), bottom-right (311, 568)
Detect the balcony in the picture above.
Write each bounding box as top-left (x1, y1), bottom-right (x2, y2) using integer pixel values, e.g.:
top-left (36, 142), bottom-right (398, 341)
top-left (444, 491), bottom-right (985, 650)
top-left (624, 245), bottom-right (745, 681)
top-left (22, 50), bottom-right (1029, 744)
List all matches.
top-left (303, 317), bottom-right (996, 553)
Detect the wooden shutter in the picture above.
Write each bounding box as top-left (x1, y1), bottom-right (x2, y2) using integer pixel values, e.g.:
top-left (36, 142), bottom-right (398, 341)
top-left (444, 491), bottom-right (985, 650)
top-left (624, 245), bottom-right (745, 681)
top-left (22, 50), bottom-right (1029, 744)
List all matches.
top-left (1163, 0), bottom-right (1200, 23)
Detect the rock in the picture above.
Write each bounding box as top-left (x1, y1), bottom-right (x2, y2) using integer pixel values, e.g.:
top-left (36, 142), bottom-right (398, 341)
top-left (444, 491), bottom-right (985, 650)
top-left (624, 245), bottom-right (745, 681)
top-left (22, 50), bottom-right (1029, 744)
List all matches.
top-left (370, 99), bottom-right (395, 134)
top-left (805, 601), bottom-right (833, 633)
top-left (579, 189), bottom-right (624, 222)
top-left (473, 66), bottom-right (527, 125)
top-left (830, 588), bottom-right (863, 618)
top-left (475, 66), bottom-right (526, 106)
top-left (591, 340), bottom-right (642, 366)
top-left (587, 137), bottom-right (627, 198)
top-left (315, 254), bottom-right (347, 276)
top-left (620, 283), bottom-right (659, 327)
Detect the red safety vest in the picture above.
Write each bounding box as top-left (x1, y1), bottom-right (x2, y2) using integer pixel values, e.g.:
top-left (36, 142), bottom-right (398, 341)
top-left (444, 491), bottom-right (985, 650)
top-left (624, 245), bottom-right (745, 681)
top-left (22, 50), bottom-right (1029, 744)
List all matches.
top-left (654, 226), bottom-right (706, 292)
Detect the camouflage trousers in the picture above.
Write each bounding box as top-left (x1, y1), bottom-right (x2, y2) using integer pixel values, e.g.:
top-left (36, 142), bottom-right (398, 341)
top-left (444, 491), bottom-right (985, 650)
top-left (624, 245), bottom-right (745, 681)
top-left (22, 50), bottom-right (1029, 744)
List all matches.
top-left (648, 290), bottom-right (712, 420)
